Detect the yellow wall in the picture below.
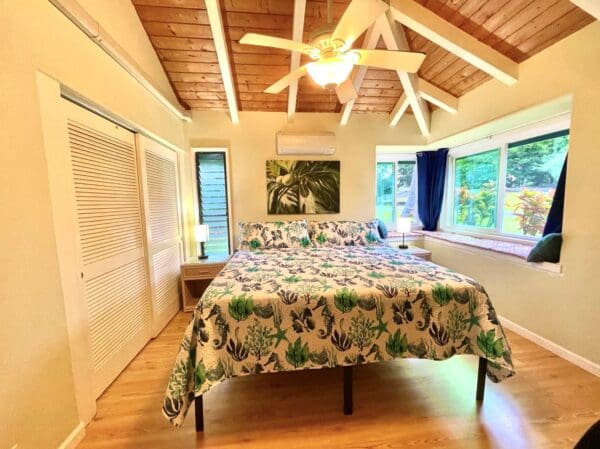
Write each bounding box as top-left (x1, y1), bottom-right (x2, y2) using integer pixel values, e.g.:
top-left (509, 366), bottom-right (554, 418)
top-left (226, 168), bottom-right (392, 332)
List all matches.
top-left (187, 23), bottom-right (600, 368)
top-left (187, 111), bottom-right (425, 247)
top-left (1, 2), bottom-right (598, 448)
top-left (425, 22), bottom-right (600, 366)
top-left (0, 1), bottom-right (185, 448)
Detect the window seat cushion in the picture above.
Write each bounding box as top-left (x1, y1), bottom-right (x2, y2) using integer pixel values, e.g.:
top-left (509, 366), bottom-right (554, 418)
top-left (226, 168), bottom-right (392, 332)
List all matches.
top-left (417, 230), bottom-right (534, 260)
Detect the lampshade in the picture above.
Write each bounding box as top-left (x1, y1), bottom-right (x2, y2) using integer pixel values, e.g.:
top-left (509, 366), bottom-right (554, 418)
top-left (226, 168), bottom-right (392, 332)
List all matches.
top-left (306, 54), bottom-right (357, 88)
top-left (194, 224), bottom-right (209, 243)
top-left (396, 217), bottom-right (412, 234)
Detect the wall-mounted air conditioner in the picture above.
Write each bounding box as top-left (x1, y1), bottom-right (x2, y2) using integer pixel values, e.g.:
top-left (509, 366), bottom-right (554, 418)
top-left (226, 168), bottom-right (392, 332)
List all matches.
top-left (276, 131), bottom-right (336, 155)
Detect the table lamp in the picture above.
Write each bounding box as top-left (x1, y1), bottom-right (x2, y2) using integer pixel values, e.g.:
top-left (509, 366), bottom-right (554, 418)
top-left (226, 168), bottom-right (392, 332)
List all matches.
top-left (194, 224), bottom-right (209, 260)
top-left (396, 217), bottom-right (411, 249)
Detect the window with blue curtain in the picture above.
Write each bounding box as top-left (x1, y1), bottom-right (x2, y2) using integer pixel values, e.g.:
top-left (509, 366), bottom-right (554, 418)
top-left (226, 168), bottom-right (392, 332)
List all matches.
top-left (195, 151), bottom-right (231, 255)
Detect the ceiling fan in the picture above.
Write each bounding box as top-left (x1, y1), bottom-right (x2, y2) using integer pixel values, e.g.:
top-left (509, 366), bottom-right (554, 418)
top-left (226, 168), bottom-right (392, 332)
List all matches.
top-left (239, 0), bottom-right (425, 104)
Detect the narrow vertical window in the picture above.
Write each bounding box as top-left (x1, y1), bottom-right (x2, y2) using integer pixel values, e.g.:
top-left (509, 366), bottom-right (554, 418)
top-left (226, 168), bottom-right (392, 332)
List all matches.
top-left (195, 151), bottom-right (231, 255)
top-left (376, 157), bottom-right (419, 228)
top-left (396, 160), bottom-right (417, 221)
top-left (376, 161), bottom-right (395, 225)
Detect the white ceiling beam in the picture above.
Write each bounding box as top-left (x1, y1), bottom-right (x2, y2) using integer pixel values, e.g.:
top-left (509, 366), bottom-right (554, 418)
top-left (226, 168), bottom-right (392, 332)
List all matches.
top-left (340, 23), bottom-right (382, 126)
top-left (379, 12), bottom-right (430, 134)
top-left (205, 0), bottom-right (239, 124)
top-left (389, 0), bottom-right (519, 85)
top-left (287, 0), bottom-right (307, 121)
top-left (389, 93), bottom-right (410, 126)
top-left (418, 79), bottom-right (458, 113)
top-left (570, 0), bottom-right (600, 20)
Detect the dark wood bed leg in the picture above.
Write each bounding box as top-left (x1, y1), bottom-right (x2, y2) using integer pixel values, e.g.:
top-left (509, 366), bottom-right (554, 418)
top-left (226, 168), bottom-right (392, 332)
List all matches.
top-left (195, 395), bottom-right (204, 432)
top-left (343, 366), bottom-right (353, 415)
top-left (476, 357), bottom-right (487, 402)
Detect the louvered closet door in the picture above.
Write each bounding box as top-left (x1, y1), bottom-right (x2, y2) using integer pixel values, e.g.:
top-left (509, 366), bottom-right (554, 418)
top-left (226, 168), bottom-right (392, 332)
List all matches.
top-left (137, 135), bottom-right (183, 337)
top-left (64, 101), bottom-right (151, 398)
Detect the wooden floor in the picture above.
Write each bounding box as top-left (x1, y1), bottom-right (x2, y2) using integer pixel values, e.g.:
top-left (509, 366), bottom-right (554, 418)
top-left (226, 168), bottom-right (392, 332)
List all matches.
top-left (77, 312), bottom-right (600, 449)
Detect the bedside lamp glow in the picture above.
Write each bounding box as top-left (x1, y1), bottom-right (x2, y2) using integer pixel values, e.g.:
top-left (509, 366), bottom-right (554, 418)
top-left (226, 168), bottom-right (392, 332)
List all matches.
top-left (194, 224), bottom-right (209, 260)
top-left (396, 217), bottom-right (411, 250)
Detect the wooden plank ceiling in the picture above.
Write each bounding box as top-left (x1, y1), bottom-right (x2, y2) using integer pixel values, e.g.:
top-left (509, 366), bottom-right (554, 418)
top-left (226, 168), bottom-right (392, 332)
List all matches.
top-left (132, 0), bottom-right (594, 114)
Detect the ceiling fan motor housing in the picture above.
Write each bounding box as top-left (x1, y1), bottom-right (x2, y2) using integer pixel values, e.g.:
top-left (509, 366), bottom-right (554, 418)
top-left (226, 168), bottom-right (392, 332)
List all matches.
top-left (308, 23), bottom-right (346, 57)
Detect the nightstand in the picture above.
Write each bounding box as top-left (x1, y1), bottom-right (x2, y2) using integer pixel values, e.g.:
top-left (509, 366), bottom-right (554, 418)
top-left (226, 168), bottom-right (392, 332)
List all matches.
top-left (181, 254), bottom-right (231, 312)
top-left (395, 245), bottom-right (431, 261)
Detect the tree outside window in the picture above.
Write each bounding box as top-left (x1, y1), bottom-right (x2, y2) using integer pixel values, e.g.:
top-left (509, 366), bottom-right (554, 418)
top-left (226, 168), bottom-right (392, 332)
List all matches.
top-left (449, 127), bottom-right (569, 239)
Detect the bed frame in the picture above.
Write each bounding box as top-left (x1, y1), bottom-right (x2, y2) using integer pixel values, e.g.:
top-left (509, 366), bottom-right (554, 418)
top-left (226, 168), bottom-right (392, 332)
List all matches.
top-left (193, 357), bottom-right (488, 431)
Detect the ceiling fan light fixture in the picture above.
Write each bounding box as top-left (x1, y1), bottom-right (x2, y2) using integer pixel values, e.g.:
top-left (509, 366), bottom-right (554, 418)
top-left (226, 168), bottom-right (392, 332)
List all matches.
top-left (306, 54), bottom-right (358, 89)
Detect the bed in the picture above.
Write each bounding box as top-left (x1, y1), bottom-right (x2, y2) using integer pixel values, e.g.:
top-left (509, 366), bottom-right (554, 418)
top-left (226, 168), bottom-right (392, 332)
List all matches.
top-left (163, 244), bottom-right (515, 428)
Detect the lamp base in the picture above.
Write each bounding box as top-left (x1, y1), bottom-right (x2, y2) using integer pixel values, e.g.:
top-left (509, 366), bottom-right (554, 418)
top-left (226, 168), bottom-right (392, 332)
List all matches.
top-left (197, 255), bottom-right (209, 260)
top-left (398, 244), bottom-right (409, 250)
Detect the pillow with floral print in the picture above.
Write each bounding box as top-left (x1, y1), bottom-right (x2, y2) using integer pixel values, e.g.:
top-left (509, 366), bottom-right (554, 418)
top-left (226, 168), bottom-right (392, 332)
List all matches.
top-left (309, 220), bottom-right (382, 246)
top-left (238, 220), bottom-right (312, 251)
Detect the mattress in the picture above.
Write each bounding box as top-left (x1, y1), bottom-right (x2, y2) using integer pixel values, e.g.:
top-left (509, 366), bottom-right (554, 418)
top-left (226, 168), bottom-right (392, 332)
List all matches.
top-left (163, 245), bottom-right (515, 426)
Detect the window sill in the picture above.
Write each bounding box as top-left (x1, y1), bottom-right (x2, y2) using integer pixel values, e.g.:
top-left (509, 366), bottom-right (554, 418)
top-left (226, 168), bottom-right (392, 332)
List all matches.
top-left (385, 231), bottom-right (425, 244)
top-left (417, 230), bottom-right (562, 275)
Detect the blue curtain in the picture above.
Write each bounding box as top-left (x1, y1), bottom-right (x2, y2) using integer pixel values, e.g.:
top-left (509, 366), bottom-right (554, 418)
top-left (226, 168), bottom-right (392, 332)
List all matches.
top-left (543, 155), bottom-right (568, 236)
top-left (417, 148), bottom-right (449, 231)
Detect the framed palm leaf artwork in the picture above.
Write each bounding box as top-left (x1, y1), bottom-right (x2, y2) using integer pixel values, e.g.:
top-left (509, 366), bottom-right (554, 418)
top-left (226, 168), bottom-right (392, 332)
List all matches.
top-left (266, 160), bottom-right (340, 214)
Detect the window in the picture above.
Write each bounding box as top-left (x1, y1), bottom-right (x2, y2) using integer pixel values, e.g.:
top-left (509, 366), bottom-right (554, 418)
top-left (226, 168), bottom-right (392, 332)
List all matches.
top-left (194, 149), bottom-right (232, 255)
top-left (446, 116), bottom-right (569, 240)
top-left (453, 149), bottom-right (500, 229)
top-left (376, 155), bottom-right (419, 228)
top-left (503, 131), bottom-right (568, 237)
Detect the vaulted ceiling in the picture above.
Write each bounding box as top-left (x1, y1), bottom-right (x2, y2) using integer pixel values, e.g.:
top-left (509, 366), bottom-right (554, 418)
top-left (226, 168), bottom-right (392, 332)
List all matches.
top-left (132, 0), bottom-right (594, 117)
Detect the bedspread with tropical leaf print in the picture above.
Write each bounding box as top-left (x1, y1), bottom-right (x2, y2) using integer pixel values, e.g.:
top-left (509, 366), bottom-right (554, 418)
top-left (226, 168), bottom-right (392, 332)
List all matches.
top-left (163, 245), bottom-right (515, 426)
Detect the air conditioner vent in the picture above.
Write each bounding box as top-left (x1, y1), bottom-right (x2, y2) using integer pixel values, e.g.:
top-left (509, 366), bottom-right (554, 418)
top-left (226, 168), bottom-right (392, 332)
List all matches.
top-left (276, 131), bottom-right (335, 155)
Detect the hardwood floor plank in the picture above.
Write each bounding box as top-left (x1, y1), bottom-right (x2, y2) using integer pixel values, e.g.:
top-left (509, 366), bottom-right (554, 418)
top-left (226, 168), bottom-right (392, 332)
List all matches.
top-left (76, 312), bottom-right (600, 449)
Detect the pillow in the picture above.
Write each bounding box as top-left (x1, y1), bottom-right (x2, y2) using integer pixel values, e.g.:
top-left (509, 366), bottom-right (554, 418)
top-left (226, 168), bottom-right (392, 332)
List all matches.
top-left (238, 220), bottom-right (311, 251)
top-left (310, 220), bottom-right (382, 246)
top-left (527, 233), bottom-right (562, 263)
top-left (376, 219), bottom-right (389, 239)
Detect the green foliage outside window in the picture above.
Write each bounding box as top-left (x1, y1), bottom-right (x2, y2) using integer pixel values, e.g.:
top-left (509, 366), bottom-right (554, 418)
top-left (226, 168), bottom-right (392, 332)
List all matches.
top-left (376, 160), bottom-right (418, 226)
top-left (511, 188), bottom-right (554, 236)
top-left (454, 149), bottom-right (499, 228)
top-left (376, 162), bottom-right (394, 224)
top-left (452, 131), bottom-right (568, 237)
top-left (503, 133), bottom-right (568, 237)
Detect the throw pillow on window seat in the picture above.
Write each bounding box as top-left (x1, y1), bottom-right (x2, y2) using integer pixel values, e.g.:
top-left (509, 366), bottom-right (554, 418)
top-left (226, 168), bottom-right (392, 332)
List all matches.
top-left (376, 219), bottom-right (389, 239)
top-left (527, 233), bottom-right (562, 263)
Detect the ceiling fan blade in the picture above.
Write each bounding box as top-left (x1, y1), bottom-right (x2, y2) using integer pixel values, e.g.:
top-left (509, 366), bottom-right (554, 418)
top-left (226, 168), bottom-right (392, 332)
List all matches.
top-left (335, 79), bottom-right (359, 104)
top-left (240, 33), bottom-right (316, 56)
top-left (265, 66), bottom-right (308, 94)
top-left (332, 0), bottom-right (388, 50)
top-left (352, 49), bottom-right (426, 73)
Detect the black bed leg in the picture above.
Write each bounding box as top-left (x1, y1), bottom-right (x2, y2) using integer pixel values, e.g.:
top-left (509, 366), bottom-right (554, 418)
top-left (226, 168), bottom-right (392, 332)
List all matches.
top-left (195, 395), bottom-right (204, 432)
top-left (476, 357), bottom-right (487, 402)
top-left (343, 366), bottom-right (353, 415)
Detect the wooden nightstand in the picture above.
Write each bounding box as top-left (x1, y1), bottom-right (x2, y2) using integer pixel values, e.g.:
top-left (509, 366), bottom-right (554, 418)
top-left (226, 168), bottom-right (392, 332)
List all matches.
top-left (181, 255), bottom-right (231, 312)
top-left (395, 246), bottom-right (432, 261)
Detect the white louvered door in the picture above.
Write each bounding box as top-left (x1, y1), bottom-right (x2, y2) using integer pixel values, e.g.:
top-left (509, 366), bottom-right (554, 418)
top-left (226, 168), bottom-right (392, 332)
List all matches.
top-left (137, 135), bottom-right (183, 336)
top-left (64, 101), bottom-right (152, 398)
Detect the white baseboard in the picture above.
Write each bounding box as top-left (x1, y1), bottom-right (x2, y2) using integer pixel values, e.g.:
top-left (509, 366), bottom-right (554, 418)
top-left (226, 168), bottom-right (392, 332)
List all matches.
top-left (57, 421), bottom-right (85, 449)
top-left (499, 315), bottom-right (600, 377)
